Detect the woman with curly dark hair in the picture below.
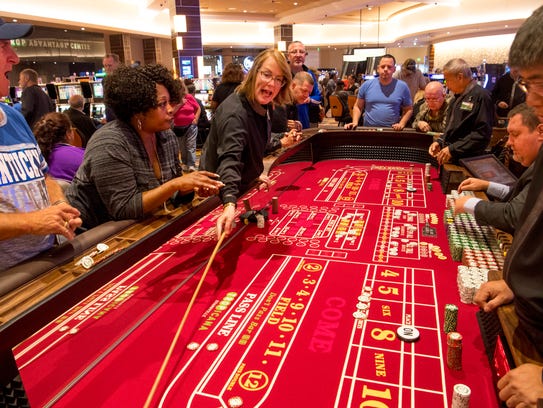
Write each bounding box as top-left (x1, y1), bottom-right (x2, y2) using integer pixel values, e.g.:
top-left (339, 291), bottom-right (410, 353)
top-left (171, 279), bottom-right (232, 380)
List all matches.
top-left (33, 112), bottom-right (84, 183)
top-left (65, 64), bottom-right (224, 229)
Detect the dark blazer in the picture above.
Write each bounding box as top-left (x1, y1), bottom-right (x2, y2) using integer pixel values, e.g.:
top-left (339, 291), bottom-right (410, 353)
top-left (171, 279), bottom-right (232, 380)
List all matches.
top-left (21, 85), bottom-right (55, 128)
top-left (503, 145), bottom-right (543, 357)
top-left (474, 163), bottom-right (533, 234)
top-left (65, 107), bottom-right (97, 148)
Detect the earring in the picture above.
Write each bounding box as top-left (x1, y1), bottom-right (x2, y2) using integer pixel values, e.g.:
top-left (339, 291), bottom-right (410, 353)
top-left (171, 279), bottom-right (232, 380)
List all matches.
top-left (137, 118), bottom-right (143, 131)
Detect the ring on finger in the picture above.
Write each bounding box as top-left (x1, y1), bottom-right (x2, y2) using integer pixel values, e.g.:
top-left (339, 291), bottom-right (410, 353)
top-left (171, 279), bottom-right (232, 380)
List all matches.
top-left (64, 220), bottom-right (69, 229)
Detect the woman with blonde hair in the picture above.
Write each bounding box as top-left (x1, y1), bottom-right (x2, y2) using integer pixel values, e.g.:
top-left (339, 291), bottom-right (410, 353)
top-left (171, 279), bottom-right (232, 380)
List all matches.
top-left (200, 48), bottom-right (292, 238)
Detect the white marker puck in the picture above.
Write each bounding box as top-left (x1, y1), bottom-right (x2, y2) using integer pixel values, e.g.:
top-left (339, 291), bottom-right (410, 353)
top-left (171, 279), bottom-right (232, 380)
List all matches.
top-left (396, 325), bottom-right (420, 342)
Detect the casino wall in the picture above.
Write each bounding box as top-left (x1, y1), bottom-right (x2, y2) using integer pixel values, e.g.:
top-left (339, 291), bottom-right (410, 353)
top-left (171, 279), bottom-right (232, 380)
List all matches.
top-left (10, 25), bottom-right (173, 85)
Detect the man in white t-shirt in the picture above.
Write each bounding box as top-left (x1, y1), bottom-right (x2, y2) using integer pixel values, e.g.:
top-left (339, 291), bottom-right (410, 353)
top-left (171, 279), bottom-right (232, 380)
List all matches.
top-left (0, 17), bottom-right (82, 271)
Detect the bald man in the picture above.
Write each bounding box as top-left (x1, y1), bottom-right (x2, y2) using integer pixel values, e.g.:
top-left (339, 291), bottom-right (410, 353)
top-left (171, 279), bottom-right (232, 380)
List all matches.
top-left (65, 94), bottom-right (97, 147)
top-left (412, 81), bottom-right (451, 134)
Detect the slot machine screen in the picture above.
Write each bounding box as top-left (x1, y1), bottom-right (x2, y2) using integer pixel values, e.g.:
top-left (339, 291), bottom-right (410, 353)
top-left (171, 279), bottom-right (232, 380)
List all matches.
top-left (57, 84), bottom-right (82, 102)
top-left (92, 82), bottom-right (104, 99)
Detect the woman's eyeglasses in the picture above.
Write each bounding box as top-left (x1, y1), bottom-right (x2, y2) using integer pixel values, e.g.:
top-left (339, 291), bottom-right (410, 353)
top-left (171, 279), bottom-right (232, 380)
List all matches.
top-left (258, 70), bottom-right (286, 87)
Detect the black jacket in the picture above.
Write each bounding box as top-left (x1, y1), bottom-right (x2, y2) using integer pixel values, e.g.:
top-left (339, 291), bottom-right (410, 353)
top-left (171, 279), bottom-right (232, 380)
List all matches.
top-left (65, 107), bottom-right (97, 148)
top-left (474, 164), bottom-right (533, 234)
top-left (200, 92), bottom-right (270, 205)
top-left (503, 145), bottom-right (543, 357)
top-left (438, 83), bottom-right (493, 162)
top-left (21, 85), bottom-right (55, 128)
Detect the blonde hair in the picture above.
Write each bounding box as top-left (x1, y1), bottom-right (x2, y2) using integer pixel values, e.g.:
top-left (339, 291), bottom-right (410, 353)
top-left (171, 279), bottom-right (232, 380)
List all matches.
top-left (238, 49), bottom-right (292, 106)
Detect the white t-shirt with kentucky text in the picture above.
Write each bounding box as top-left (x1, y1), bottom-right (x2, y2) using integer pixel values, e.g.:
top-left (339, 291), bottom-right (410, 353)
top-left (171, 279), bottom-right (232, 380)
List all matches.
top-left (0, 103), bottom-right (54, 271)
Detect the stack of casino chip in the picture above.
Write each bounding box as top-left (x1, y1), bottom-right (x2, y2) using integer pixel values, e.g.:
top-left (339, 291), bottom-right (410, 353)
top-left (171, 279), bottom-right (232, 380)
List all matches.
top-left (444, 192), bottom-right (506, 269)
top-left (456, 265), bottom-right (488, 304)
top-left (451, 384), bottom-right (471, 408)
top-left (443, 303), bottom-right (458, 333)
top-left (446, 331), bottom-right (463, 370)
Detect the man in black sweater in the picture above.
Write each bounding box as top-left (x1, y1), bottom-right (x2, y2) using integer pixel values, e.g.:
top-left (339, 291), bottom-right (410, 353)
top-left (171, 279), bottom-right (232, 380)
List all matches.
top-left (18, 68), bottom-right (55, 128)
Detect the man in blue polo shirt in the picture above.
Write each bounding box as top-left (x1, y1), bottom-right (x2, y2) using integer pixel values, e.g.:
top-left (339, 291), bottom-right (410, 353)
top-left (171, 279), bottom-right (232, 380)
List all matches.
top-left (345, 54), bottom-right (412, 130)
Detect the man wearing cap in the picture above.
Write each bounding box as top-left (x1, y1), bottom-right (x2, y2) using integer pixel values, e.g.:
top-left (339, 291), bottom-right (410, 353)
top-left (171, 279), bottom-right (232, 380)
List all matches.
top-left (0, 17), bottom-right (82, 271)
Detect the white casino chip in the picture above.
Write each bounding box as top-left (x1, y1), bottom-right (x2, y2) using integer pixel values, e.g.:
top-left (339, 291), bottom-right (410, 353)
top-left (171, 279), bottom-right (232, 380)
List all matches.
top-left (81, 256), bottom-right (95, 269)
top-left (96, 243), bottom-right (109, 252)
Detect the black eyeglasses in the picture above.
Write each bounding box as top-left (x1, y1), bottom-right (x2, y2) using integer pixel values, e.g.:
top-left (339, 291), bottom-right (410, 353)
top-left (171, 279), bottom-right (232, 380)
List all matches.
top-left (517, 77), bottom-right (543, 94)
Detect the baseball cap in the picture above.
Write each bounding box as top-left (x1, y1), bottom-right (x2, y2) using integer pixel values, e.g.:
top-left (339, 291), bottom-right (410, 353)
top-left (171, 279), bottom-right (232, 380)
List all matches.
top-left (0, 17), bottom-right (33, 40)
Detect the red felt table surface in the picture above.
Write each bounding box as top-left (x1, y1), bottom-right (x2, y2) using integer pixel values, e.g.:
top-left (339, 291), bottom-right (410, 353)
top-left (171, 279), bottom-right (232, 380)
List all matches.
top-left (15, 160), bottom-right (498, 407)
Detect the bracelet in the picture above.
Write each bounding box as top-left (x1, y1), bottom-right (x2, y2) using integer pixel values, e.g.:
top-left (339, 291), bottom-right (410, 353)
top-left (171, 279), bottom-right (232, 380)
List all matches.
top-left (52, 199), bottom-right (67, 206)
top-left (223, 202), bottom-right (236, 209)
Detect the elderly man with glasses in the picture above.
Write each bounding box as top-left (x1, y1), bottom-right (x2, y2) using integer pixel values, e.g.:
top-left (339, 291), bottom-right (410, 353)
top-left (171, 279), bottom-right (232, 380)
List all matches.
top-left (413, 81), bottom-right (451, 134)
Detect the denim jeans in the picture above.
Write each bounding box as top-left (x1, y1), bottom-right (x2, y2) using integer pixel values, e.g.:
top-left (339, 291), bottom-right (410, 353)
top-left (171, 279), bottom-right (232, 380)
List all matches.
top-left (174, 124), bottom-right (197, 168)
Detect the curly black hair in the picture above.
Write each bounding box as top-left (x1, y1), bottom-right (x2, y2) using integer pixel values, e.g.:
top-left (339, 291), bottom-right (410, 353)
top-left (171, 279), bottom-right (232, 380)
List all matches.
top-left (103, 64), bottom-right (182, 123)
top-left (33, 112), bottom-right (72, 161)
